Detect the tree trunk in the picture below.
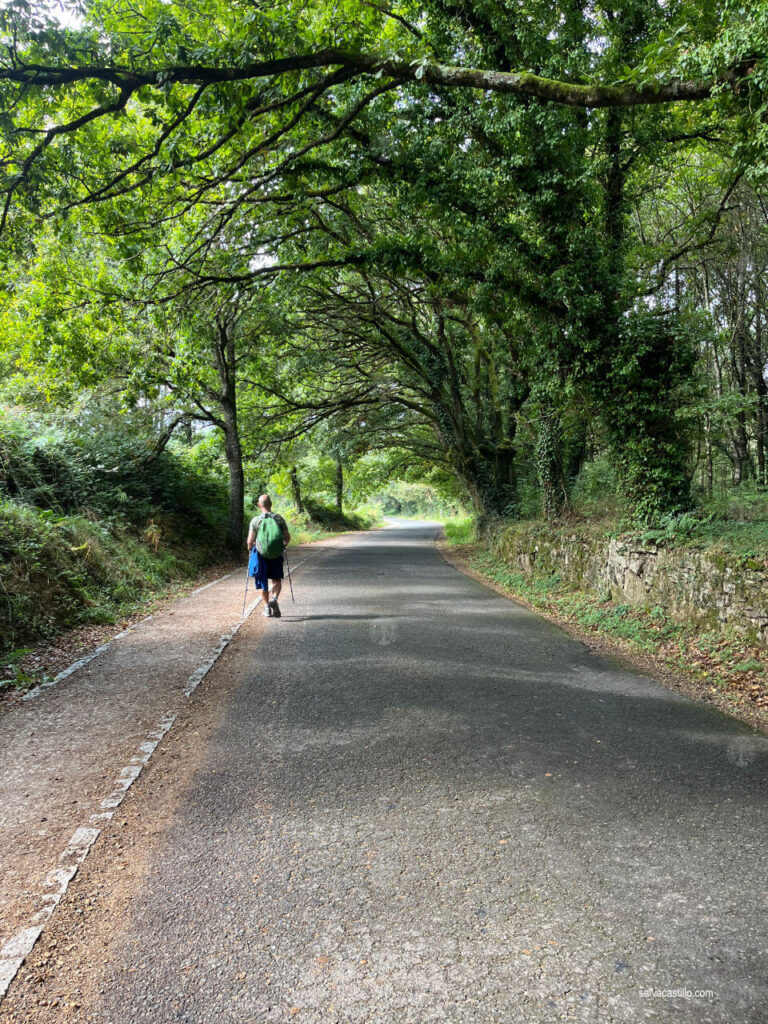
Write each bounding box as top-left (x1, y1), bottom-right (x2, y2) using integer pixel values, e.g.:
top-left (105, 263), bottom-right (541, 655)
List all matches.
top-left (433, 397), bottom-right (520, 521)
top-left (601, 314), bottom-right (695, 518)
top-left (213, 320), bottom-right (244, 556)
top-left (704, 412), bottom-right (714, 497)
top-left (755, 292), bottom-right (768, 488)
top-left (222, 407), bottom-right (244, 556)
top-left (730, 416), bottom-right (751, 485)
top-left (537, 410), bottom-right (569, 520)
top-left (730, 327), bottom-right (753, 485)
top-left (290, 465), bottom-right (304, 513)
top-left (565, 417), bottom-right (589, 487)
top-left (461, 443), bottom-right (518, 522)
top-left (335, 460), bottom-right (343, 514)
top-left (756, 396), bottom-right (767, 489)
top-left (747, 308), bottom-right (767, 488)
top-left (427, 316), bottom-right (524, 522)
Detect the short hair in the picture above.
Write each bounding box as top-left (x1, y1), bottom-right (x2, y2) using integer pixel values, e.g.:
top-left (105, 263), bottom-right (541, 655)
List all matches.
top-left (258, 493), bottom-right (272, 510)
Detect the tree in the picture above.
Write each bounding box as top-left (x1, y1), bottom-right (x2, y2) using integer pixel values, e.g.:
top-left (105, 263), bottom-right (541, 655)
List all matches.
top-left (4, 0), bottom-right (768, 524)
top-left (1, 219), bottom-right (286, 551)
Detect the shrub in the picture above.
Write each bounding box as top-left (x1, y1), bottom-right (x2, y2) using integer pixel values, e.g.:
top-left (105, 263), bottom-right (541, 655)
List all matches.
top-left (443, 517), bottom-right (475, 545)
top-left (0, 409), bottom-right (229, 653)
top-left (301, 498), bottom-right (377, 532)
top-left (0, 407), bottom-right (228, 529)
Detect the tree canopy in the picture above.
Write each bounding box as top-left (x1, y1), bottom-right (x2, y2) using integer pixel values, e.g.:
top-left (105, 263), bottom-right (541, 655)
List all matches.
top-left (3, 0), bottom-right (768, 547)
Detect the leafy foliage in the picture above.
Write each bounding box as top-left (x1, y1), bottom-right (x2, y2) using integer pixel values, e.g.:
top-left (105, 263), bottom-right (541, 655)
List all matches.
top-left (0, 407), bottom-right (227, 528)
top-left (3, 0), bottom-right (768, 545)
top-left (0, 407), bottom-right (229, 650)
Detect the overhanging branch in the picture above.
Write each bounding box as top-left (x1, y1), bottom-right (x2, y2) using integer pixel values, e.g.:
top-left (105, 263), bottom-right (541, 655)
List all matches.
top-left (0, 47), bottom-right (731, 108)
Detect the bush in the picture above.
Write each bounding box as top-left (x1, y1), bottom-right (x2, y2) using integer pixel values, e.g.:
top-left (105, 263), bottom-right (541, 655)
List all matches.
top-left (295, 498), bottom-right (370, 531)
top-left (0, 407), bottom-right (228, 529)
top-left (0, 409), bottom-right (229, 653)
top-left (701, 484), bottom-right (768, 524)
top-left (0, 499), bottom-right (225, 653)
top-left (443, 517), bottom-right (475, 545)
top-left (570, 456), bottom-right (622, 517)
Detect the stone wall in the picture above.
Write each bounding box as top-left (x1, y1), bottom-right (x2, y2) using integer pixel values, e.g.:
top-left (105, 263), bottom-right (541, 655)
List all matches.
top-left (486, 524), bottom-right (768, 644)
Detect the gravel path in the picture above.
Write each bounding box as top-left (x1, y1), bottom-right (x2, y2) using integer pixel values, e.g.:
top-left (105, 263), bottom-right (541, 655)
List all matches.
top-left (0, 540), bottom-right (332, 956)
top-left (1, 522), bottom-right (766, 1023)
top-left (0, 566), bottom-right (234, 947)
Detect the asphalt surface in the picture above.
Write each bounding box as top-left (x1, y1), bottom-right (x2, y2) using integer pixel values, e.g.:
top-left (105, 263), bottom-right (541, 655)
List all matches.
top-left (4, 521), bottom-right (768, 1023)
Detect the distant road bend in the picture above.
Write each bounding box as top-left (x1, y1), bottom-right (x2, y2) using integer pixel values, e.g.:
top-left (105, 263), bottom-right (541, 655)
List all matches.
top-left (0, 520), bottom-right (766, 1024)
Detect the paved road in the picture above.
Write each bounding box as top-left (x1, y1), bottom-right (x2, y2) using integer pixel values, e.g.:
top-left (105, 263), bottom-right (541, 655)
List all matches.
top-left (2, 522), bottom-right (767, 1023)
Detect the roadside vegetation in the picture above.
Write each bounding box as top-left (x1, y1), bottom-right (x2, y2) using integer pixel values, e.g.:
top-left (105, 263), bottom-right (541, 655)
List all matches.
top-left (289, 502), bottom-right (381, 544)
top-left (0, 408), bottom-right (382, 690)
top-left (0, 407), bottom-right (229, 679)
top-left (444, 481), bottom-right (768, 560)
top-left (441, 497), bottom-right (768, 725)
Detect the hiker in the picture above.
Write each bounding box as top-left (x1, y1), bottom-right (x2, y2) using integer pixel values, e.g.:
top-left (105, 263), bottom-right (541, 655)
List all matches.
top-left (247, 494), bottom-right (291, 618)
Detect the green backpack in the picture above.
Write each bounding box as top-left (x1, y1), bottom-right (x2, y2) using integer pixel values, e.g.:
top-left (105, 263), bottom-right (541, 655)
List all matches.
top-left (256, 514), bottom-right (284, 559)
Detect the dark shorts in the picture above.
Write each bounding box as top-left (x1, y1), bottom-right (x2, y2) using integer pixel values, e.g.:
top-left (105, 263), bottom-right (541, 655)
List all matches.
top-left (249, 549), bottom-right (284, 590)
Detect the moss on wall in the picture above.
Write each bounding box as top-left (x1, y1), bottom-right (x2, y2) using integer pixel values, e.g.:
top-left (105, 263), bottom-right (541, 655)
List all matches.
top-left (481, 520), bottom-right (768, 645)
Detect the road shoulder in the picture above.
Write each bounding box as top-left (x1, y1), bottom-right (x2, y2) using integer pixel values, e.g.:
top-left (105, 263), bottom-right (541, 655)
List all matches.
top-left (0, 533), bottom-right (352, 999)
top-left (437, 538), bottom-right (768, 737)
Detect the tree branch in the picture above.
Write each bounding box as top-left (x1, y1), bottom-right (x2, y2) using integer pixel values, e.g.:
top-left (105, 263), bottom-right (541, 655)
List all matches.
top-left (1, 48), bottom-right (730, 108)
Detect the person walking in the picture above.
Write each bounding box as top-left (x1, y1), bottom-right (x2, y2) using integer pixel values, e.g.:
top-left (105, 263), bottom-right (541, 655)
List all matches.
top-left (247, 494), bottom-right (291, 618)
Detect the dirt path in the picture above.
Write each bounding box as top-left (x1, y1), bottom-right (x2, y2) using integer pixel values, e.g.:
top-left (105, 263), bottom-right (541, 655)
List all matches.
top-left (0, 537), bottom-right (344, 996)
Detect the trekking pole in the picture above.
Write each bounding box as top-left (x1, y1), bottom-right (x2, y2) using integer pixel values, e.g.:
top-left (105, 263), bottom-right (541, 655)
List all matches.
top-left (283, 546), bottom-right (295, 603)
top-left (242, 560), bottom-right (251, 617)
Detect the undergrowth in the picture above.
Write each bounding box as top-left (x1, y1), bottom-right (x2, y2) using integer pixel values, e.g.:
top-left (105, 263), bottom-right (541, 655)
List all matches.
top-left (0, 409), bottom-right (230, 664)
top-left (289, 500), bottom-right (381, 542)
top-left (442, 517), bottom-right (475, 545)
top-left (0, 502), bottom-right (224, 662)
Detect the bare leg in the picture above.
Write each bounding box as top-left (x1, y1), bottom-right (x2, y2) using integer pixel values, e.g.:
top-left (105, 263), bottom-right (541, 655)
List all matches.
top-left (267, 579), bottom-right (283, 618)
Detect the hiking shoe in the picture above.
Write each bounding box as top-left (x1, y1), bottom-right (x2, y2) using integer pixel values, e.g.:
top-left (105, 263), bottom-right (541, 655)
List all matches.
top-left (262, 606), bottom-right (272, 617)
top-left (268, 598), bottom-right (281, 618)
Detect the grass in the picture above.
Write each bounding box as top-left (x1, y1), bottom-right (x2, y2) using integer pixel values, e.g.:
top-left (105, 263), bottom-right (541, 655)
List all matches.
top-left (288, 502), bottom-right (382, 544)
top-left (376, 509), bottom-right (470, 524)
top-left (0, 500), bottom-right (226, 662)
top-left (471, 550), bottom-right (677, 651)
top-left (681, 518), bottom-right (768, 561)
top-left (442, 516), bottom-right (476, 545)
